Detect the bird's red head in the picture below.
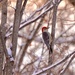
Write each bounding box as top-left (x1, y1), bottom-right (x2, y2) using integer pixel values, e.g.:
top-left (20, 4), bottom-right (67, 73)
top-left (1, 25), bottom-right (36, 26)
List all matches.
top-left (42, 26), bottom-right (48, 32)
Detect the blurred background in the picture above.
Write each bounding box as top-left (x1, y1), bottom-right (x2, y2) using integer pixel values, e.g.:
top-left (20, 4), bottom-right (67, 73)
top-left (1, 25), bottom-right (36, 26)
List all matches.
top-left (0, 0), bottom-right (75, 75)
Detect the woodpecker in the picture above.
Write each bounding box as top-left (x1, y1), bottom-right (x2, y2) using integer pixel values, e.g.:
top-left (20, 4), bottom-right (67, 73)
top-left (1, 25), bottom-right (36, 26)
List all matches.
top-left (42, 26), bottom-right (52, 53)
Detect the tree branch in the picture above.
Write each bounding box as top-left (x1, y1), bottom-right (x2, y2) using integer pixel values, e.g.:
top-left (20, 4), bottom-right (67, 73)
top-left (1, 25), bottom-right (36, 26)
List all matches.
top-left (60, 54), bottom-right (75, 75)
top-left (35, 50), bottom-right (75, 75)
top-left (12, 0), bottom-right (23, 58)
top-left (17, 14), bottom-right (46, 69)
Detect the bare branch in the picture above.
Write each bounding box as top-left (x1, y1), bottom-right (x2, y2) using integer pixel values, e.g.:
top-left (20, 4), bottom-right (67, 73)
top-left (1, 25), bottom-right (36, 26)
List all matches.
top-left (21, 0), bottom-right (52, 24)
top-left (60, 54), bottom-right (75, 75)
top-left (12, 0), bottom-right (23, 58)
top-left (17, 14), bottom-right (46, 68)
top-left (55, 24), bottom-right (75, 43)
top-left (0, 0), bottom-right (8, 58)
top-left (51, 0), bottom-right (58, 51)
top-left (0, 27), bottom-right (8, 57)
top-left (32, 45), bottom-right (44, 75)
top-left (35, 50), bottom-right (75, 75)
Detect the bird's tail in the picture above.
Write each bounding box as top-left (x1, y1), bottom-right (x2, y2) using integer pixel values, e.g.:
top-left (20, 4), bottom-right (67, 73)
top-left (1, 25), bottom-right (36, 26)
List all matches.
top-left (49, 45), bottom-right (53, 54)
top-left (48, 45), bottom-right (53, 64)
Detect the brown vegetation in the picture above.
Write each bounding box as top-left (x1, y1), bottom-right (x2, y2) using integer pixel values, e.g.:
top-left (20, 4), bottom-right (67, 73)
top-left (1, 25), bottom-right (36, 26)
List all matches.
top-left (0, 0), bottom-right (75, 75)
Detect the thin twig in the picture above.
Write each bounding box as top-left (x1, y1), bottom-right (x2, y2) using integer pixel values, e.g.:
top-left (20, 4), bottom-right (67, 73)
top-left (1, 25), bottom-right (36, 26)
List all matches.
top-left (60, 54), bottom-right (75, 75)
top-left (55, 24), bottom-right (75, 43)
top-left (18, 14), bottom-right (46, 68)
top-left (35, 50), bottom-right (75, 75)
top-left (32, 44), bottom-right (44, 75)
top-left (5, 0), bottom-right (62, 39)
top-left (21, 0), bottom-right (52, 24)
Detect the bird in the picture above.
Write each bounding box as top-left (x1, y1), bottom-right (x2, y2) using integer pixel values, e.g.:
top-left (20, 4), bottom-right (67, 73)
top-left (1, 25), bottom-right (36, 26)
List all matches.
top-left (42, 26), bottom-right (53, 53)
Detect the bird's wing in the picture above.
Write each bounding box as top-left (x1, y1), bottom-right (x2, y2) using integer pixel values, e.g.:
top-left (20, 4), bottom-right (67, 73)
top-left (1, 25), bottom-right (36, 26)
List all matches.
top-left (42, 32), bottom-right (50, 49)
